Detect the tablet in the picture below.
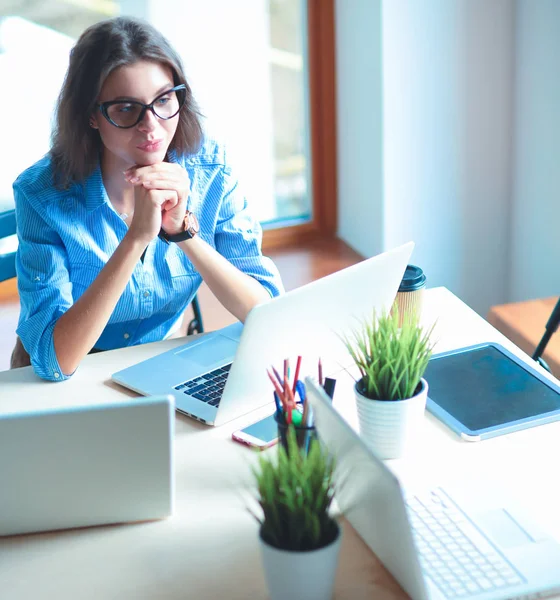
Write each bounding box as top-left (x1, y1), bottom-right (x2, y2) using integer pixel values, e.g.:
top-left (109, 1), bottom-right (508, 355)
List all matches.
top-left (425, 342), bottom-right (560, 441)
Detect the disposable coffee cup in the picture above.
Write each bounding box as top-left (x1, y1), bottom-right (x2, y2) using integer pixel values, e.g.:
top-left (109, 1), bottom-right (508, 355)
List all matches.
top-left (393, 265), bottom-right (426, 326)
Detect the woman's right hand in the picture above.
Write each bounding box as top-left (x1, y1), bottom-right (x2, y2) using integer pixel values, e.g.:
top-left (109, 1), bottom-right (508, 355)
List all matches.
top-left (127, 185), bottom-right (179, 245)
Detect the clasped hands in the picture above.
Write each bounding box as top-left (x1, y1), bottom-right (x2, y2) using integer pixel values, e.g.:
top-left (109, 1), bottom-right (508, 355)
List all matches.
top-left (124, 162), bottom-right (191, 244)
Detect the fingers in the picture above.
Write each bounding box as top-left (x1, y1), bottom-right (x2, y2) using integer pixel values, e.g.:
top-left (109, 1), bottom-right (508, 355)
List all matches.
top-left (141, 178), bottom-right (183, 190)
top-left (137, 186), bottom-right (179, 209)
top-left (143, 181), bottom-right (187, 213)
top-left (125, 165), bottom-right (190, 207)
top-left (162, 194), bottom-right (179, 211)
top-left (154, 189), bottom-right (179, 210)
top-left (125, 163), bottom-right (186, 184)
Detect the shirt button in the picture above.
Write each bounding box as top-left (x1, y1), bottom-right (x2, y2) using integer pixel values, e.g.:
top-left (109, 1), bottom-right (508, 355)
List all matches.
top-left (143, 290), bottom-right (151, 298)
top-left (123, 333), bottom-right (130, 340)
top-left (54, 372), bottom-right (60, 379)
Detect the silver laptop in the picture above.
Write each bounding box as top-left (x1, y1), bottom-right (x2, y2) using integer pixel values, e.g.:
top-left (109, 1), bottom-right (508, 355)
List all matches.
top-left (0, 395), bottom-right (174, 536)
top-left (112, 242), bottom-right (414, 427)
top-left (305, 377), bottom-right (560, 600)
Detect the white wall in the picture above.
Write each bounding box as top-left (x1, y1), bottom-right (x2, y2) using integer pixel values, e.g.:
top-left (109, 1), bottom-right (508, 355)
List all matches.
top-left (0, 17), bottom-right (73, 211)
top-left (510, 0), bottom-right (560, 302)
top-left (120, 0), bottom-right (276, 221)
top-left (335, 0), bottom-right (385, 258)
top-left (383, 0), bottom-right (514, 315)
top-left (336, 0), bottom-right (515, 316)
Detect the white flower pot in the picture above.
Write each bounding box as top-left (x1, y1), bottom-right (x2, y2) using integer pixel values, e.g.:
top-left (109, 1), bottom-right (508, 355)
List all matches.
top-left (355, 378), bottom-right (428, 460)
top-left (259, 524), bottom-right (341, 600)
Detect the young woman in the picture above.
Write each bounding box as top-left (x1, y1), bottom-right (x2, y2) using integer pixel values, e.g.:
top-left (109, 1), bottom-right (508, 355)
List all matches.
top-left (12, 17), bottom-right (283, 381)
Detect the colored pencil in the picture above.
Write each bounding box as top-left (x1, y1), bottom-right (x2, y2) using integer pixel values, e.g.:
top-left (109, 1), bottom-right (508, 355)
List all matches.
top-left (271, 366), bottom-right (284, 387)
top-left (267, 369), bottom-right (286, 405)
top-left (292, 355), bottom-right (302, 394)
top-left (284, 376), bottom-right (296, 409)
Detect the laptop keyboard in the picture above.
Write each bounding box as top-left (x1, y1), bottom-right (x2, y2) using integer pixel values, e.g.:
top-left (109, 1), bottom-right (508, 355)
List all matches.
top-left (173, 363), bottom-right (232, 407)
top-left (406, 487), bottom-right (525, 599)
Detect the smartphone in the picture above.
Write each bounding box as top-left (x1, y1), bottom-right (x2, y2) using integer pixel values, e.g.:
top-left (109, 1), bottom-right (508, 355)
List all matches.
top-left (232, 414), bottom-right (279, 450)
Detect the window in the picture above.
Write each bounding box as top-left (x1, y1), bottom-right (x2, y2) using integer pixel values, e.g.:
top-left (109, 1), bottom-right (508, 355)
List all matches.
top-left (264, 0), bottom-right (337, 248)
top-left (0, 0), bottom-right (336, 248)
top-left (269, 0), bottom-right (310, 226)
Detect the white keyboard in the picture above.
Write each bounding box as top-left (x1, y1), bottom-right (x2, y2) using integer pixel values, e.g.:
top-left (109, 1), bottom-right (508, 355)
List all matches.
top-left (406, 487), bottom-right (525, 598)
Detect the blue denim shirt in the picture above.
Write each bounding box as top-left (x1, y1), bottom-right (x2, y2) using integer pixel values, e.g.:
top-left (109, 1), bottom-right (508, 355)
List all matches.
top-left (14, 138), bottom-right (283, 381)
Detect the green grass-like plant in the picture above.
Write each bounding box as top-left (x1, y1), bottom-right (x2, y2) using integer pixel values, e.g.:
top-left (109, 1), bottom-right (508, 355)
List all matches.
top-left (344, 308), bottom-right (435, 401)
top-left (250, 427), bottom-right (338, 552)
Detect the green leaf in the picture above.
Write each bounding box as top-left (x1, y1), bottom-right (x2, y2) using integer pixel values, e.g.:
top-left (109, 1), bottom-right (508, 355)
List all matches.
top-left (345, 309), bottom-right (435, 401)
top-left (250, 427), bottom-right (338, 551)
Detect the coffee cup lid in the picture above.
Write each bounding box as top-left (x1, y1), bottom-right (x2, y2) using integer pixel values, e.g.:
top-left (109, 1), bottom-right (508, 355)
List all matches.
top-left (399, 265), bottom-right (426, 292)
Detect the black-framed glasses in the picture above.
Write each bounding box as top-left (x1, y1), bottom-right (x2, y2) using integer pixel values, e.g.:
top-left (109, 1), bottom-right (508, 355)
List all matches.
top-left (97, 84), bottom-right (187, 129)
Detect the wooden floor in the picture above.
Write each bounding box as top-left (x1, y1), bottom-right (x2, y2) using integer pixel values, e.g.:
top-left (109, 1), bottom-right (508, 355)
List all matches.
top-left (0, 237), bottom-right (364, 372)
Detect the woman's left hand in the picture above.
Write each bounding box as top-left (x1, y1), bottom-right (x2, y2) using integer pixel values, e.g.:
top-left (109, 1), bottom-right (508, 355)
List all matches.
top-left (125, 163), bottom-right (191, 236)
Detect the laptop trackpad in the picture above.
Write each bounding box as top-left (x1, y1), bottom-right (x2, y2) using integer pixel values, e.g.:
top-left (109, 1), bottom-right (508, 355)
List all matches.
top-left (478, 509), bottom-right (534, 549)
top-left (174, 335), bottom-right (238, 370)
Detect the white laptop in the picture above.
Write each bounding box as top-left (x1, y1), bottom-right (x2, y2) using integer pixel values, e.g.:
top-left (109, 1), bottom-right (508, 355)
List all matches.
top-left (305, 377), bottom-right (560, 600)
top-left (0, 395), bottom-right (174, 537)
top-left (112, 242), bottom-right (414, 427)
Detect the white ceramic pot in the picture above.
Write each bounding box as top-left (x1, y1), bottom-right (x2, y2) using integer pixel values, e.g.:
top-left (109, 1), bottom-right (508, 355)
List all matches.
top-left (355, 378), bottom-right (428, 460)
top-left (259, 524), bottom-right (341, 600)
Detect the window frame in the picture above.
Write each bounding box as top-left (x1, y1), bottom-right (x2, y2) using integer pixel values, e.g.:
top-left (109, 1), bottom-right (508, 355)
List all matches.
top-left (262, 0), bottom-right (337, 251)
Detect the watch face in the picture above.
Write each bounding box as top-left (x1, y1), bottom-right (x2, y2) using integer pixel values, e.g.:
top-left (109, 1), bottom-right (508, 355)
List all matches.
top-left (186, 211), bottom-right (200, 236)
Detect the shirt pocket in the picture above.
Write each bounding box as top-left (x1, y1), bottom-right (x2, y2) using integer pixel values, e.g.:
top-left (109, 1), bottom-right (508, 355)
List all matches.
top-left (165, 248), bottom-right (199, 278)
top-left (163, 248), bottom-right (200, 303)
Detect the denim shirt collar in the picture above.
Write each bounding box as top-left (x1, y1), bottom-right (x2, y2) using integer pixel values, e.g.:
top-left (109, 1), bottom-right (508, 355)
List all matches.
top-left (84, 162), bottom-right (111, 213)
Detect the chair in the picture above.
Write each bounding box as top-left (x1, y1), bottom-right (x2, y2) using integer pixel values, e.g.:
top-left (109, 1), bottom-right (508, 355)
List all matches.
top-left (0, 209), bottom-right (26, 369)
top-left (1, 207), bottom-right (203, 369)
top-left (487, 298), bottom-right (560, 378)
top-left (0, 209), bottom-right (17, 282)
top-left (188, 295), bottom-right (204, 335)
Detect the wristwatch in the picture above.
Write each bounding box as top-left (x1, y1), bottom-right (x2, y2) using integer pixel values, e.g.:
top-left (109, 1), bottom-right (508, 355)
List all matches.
top-left (159, 210), bottom-right (200, 244)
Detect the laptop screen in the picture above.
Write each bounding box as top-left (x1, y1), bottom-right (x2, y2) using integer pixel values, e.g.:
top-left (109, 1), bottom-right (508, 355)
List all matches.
top-left (305, 378), bottom-right (428, 600)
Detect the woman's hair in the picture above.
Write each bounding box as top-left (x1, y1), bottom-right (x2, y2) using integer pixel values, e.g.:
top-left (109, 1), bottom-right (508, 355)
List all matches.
top-left (50, 17), bottom-right (203, 187)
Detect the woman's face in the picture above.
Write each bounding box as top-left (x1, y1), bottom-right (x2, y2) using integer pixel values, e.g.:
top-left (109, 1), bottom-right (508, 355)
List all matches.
top-left (92, 60), bottom-right (180, 170)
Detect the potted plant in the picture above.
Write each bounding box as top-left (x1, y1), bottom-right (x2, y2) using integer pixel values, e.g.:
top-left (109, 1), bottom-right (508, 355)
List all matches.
top-left (343, 308), bottom-right (435, 459)
top-left (250, 427), bottom-right (341, 600)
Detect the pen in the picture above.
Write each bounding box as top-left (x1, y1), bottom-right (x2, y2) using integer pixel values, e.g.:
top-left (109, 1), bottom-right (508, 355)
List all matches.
top-left (273, 392), bottom-right (282, 417)
top-left (304, 403), bottom-right (314, 428)
top-left (301, 398), bottom-right (309, 425)
top-left (301, 396), bottom-right (314, 428)
top-left (295, 380), bottom-right (306, 406)
top-left (323, 377), bottom-right (336, 401)
top-left (291, 410), bottom-right (303, 426)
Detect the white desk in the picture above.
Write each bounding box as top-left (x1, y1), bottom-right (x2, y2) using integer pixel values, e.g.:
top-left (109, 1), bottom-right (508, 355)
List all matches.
top-left (1, 287), bottom-right (559, 599)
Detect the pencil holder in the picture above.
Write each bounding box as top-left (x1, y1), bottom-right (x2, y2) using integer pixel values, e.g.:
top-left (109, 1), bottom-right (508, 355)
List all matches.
top-left (275, 413), bottom-right (316, 455)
